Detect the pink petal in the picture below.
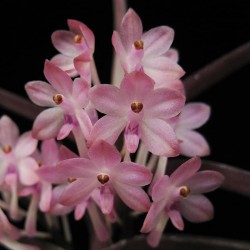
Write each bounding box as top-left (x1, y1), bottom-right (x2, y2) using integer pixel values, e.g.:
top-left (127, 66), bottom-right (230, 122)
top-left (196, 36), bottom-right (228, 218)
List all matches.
top-left (67, 19), bottom-right (95, 51)
top-left (37, 158), bottom-right (96, 183)
top-left (155, 79), bottom-right (185, 93)
top-left (32, 107), bottom-right (64, 140)
top-left (178, 102), bottom-right (211, 129)
top-left (144, 88), bottom-right (185, 120)
top-left (44, 60), bottom-right (73, 96)
top-left (165, 48), bottom-right (179, 62)
top-left (90, 84), bottom-right (126, 116)
top-left (185, 170), bottom-right (225, 194)
top-left (140, 200), bottom-right (167, 233)
top-left (115, 162), bottom-right (152, 186)
top-left (168, 208), bottom-right (184, 230)
top-left (41, 139), bottom-right (60, 165)
top-left (14, 131), bottom-right (38, 158)
top-left (88, 140), bottom-right (121, 167)
top-left (59, 179), bottom-right (99, 206)
top-left (51, 30), bottom-right (80, 56)
top-left (59, 144), bottom-right (78, 160)
top-left (170, 156), bottom-right (201, 185)
top-left (120, 71), bottom-right (154, 103)
top-left (120, 8), bottom-right (143, 51)
top-left (142, 26), bottom-right (174, 57)
top-left (57, 122), bottom-right (74, 140)
top-left (100, 186), bottom-right (114, 214)
top-left (141, 118), bottom-right (180, 157)
top-left (39, 182), bottom-right (52, 212)
top-left (124, 122), bottom-right (140, 153)
top-left (151, 175), bottom-right (171, 202)
top-left (0, 115), bottom-right (19, 146)
top-left (25, 81), bottom-right (57, 107)
top-left (19, 158), bottom-right (39, 185)
top-left (177, 129), bottom-right (210, 157)
top-left (146, 212), bottom-right (169, 248)
top-left (74, 200), bottom-right (88, 220)
top-left (50, 54), bottom-right (77, 77)
top-left (143, 56), bottom-right (185, 84)
top-left (180, 194), bottom-right (214, 222)
top-left (73, 53), bottom-right (91, 81)
top-left (113, 182), bottom-right (151, 212)
top-left (88, 115), bottom-right (127, 147)
top-left (75, 109), bottom-right (93, 140)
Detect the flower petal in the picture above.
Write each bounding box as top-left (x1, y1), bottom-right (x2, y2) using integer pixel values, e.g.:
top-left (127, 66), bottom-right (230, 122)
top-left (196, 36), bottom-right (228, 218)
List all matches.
top-left (142, 26), bottom-right (174, 57)
top-left (113, 182), bottom-right (151, 212)
top-left (39, 182), bottom-right (52, 212)
top-left (185, 170), bottom-right (225, 194)
top-left (168, 208), bottom-right (184, 230)
top-left (19, 158), bottom-right (39, 186)
top-left (170, 156), bottom-right (201, 185)
top-left (32, 108), bottom-right (64, 140)
top-left (141, 118), bottom-right (179, 157)
top-left (44, 60), bottom-right (73, 95)
top-left (180, 194), bottom-right (214, 222)
top-left (25, 81), bottom-right (57, 107)
top-left (73, 52), bottom-right (91, 81)
top-left (178, 102), bottom-right (211, 129)
top-left (100, 186), bottom-right (114, 214)
top-left (177, 129), bottom-right (210, 157)
top-left (41, 139), bottom-right (60, 165)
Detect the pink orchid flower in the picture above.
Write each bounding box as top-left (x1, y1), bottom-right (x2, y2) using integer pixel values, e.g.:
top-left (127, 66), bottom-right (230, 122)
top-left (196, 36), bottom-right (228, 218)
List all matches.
top-left (0, 115), bottom-right (38, 220)
top-left (37, 140), bottom-right (152, 214)
top-left (89, 71), bottom-right (185, 156)
top-left (25, 60), bottom-right (93, 141)
top-left (174, 102), bottom-right (211, 157)
top-left (112, 8), bottom-right (185, 87)
top-left (140, 156), bottom-right (224, 247)
top-left (50, 19), bottom-right (95, 80)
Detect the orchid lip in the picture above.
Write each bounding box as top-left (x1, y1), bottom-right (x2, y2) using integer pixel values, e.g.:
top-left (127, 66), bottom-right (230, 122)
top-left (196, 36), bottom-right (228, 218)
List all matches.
top-left (53, 94), bottom-right (64, 105)
top-left (179, 186), bottom-right (190, 197)
top-left (2, 145), bottom-right (12, 154)
top-left (131, 102), bottom-right (143, 113)
top-left (134, 40), bottom-right (144, 50)
top-left (97, 174), bottom-right (109, 184)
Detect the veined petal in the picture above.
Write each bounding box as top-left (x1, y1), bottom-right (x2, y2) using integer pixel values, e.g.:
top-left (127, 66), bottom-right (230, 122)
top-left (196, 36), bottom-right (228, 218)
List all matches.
top-left (185, 170), bottom-right (225, 194)
top-left (90, 84), bottom-right (126, 116)
top-left (124, 122), bottom-right (140, 153)
top-left (57, 122), bottom-right (74, 140)
top-left (143, 56), bottom-right (185, 84)
top-left (180, 194), bottom-right (214, 222)
top-left (113, 182), bottom-right (151, 212)
top-left (120, 71), bottom-right (154, 103)
top-left (168, 208), bottom-right (184, 230)
top-left (151, 175), bottom-right (171, 202)
top-left (88, 140), bottom-right (121, 168)
top-left (73, 52), bottom-right (92, 81)
top-left (74, 199), bottom-right (88, 220)
top-left (41, 139), bottom-right (60, 165)
top-left (170, 156), bottom-right (201, 185)
top-left (14, 131), bottom-right (38, 158)
top-left (50, 54), bottom-right (77, 77)
top-left (59, 144), bottom-right (78, 160)
top-left (59, 179), bottom-right (99, 206)
top-left (114, 162), bottom-right (152, 186)
top-left (177, 129), bottom-right (210, 157)
top-left (120, 8), bottom-right (143, 51)
top-left (51, 30), bottom-right (80, 56)
top-left (32, 107), bottom-right (64, 140)
top-left (178, 102), bottom-right (211, 129)
top-left (164, 48), bottom-right (179, 62)
top-left (142, 26), bottom-right (174, 57)
top-left (88, 115), bottom-right (127, 147)
top-left (100, 186), bottom-right (114, 214)
top-left (39, 182), bottom-right (52, 212)
top-left (25, 81), bottom-right (57, 107)
top-left (44, 60), bottom-right (73, 95)
top-left (0, 115), bottom-right (19, 146)
top-left (141, 118), bottom-right (179, 157)
top-left (140, 201), bottom-right (166, 233)
top-left (144, 87), bottom-right (185, 120)
top-left (37, 158), bottom-right (96, 183)
top-left (75, 109), bottom-right (93, 140)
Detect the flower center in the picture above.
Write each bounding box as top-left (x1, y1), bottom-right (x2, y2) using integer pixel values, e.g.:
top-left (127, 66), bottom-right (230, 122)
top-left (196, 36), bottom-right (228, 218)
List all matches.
top-left (134, 40), bottom-right (144, 50)
top-left (68, 178), bottom-right (77, 183)
top-left (131, 102), bottom-right (143, 113)
top-left (97, 174), bottom-right (109, 184)
top-left (2, 145), bottom-right (12, 154)
top-left (179, 186), bottom-right (190, 197)
top-left (53, 94), bottom-right (64, 105)
top-left (74, 34), bottom-right (84, 44)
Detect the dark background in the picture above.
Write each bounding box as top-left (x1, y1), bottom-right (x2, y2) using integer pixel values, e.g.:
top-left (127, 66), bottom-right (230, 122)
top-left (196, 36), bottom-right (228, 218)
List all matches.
top-left (0, 0), bottom-right (249, 249)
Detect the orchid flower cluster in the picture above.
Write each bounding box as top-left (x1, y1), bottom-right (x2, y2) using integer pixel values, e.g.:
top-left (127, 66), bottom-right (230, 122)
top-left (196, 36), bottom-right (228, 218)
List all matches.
top-left (0, 7), bottom-right (225, 250)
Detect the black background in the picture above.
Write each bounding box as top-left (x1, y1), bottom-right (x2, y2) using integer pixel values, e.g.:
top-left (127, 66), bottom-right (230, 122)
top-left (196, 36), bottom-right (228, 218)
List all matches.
top-left (0, 0), bottom-right (249, 249)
